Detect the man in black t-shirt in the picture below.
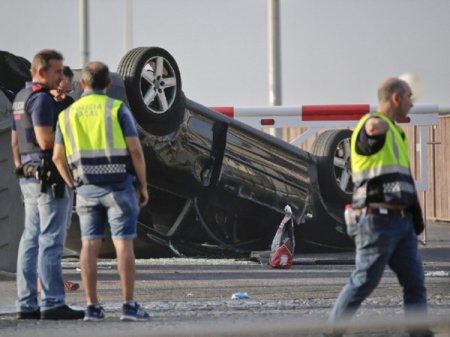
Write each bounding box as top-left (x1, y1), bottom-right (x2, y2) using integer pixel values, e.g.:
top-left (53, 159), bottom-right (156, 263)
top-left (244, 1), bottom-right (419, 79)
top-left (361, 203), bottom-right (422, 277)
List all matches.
top-left (51, 66), bottom-right (75, 114)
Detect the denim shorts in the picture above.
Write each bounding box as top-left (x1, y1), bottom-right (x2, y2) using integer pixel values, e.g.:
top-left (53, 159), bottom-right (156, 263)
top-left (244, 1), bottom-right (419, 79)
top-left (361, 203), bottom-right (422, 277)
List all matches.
top-left (76, 184), bottom-right (139, 240)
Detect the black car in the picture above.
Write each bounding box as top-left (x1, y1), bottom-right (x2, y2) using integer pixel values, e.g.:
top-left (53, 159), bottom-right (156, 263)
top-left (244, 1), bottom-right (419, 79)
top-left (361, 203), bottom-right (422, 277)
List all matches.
top-left (0, 48), bottom-right (354, 260)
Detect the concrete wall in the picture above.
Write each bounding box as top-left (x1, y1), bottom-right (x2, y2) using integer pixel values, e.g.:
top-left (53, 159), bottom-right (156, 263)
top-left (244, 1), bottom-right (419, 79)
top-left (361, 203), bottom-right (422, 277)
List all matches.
top-left (0, 91), bottom-right (24, 273)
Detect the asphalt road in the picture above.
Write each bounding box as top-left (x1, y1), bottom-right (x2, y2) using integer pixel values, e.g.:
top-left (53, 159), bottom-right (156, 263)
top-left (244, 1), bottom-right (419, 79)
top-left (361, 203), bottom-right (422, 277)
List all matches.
top-left (0, 221), bottom-right (449, 337)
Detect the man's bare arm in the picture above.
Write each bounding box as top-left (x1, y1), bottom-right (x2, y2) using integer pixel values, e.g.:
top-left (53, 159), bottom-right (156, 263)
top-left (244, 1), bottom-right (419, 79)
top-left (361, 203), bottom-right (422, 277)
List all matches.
top-left (52, 143), bottom-right (75, 188)
top-left (126, 136), bottom-right (149, 208)
top-left (34, 126), bottom-right (55, 150)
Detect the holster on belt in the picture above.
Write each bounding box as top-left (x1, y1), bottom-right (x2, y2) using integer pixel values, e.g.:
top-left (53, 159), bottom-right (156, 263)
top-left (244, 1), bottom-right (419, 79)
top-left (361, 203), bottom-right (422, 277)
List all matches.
top-left (15, 156), bottom-right (66, 199)
top-left (40, 156), bottom-right (65, 199)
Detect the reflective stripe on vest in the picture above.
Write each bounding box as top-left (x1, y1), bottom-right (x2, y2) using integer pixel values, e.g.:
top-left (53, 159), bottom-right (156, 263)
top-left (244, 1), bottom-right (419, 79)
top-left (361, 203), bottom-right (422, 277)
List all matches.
top-left (59, 94), bottom-right (129, 184)
top-left (350, 112), bottom-right (416, 207)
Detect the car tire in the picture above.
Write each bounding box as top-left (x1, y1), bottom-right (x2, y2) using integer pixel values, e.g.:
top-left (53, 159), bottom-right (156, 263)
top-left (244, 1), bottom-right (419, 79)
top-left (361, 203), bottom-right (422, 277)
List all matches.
top-left (311, 129), bottom-right (353, 204)
top-left (117, 47), bottom-right (183, 130)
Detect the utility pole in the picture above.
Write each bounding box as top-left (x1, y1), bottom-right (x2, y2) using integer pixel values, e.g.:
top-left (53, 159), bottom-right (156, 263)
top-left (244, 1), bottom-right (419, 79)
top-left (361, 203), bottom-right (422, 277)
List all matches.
top-left (268, 0), bottom-right (283, 138)
top-left (79, 0), bottom-right (90, 67)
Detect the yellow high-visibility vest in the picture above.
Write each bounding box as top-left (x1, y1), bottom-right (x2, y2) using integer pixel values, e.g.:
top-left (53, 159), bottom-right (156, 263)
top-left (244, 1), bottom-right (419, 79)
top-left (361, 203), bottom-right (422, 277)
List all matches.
top-left (58, 94), bottom-right (129, 185)
top-left (350, 112), bottom-right (416, 207)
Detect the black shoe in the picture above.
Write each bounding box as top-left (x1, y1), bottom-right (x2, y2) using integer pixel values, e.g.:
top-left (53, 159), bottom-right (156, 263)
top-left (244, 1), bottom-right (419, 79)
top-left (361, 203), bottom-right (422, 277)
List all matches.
top-left (41, 305), bottom-right (85, 320)
top-left (17, 308), bottom-right (40, 319)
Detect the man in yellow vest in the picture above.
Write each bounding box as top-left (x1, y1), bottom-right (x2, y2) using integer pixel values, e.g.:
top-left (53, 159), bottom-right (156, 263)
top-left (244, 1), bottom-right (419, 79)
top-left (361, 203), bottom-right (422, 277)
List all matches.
top-left (327, 78), bottom-right (432, 337)
top-left (53, 61), bottom-right (149, 322)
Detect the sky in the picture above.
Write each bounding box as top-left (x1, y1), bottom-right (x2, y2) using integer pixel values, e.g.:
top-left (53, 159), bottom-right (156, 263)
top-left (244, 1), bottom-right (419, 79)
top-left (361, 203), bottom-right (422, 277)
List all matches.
top-left (1, 0), bottom-right (450, 108)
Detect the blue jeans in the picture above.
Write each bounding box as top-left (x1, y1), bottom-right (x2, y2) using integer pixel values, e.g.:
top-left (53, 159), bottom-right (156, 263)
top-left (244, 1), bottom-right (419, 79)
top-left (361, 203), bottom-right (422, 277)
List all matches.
top-left (330, 211), bottom-right (428, 321)
top-left (16, 182), bottom-right (72, 312)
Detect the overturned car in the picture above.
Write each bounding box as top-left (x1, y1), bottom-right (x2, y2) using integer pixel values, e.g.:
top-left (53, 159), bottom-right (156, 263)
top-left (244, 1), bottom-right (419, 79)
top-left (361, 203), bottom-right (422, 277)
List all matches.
top-left (0, 48), bottom-right (354, 259)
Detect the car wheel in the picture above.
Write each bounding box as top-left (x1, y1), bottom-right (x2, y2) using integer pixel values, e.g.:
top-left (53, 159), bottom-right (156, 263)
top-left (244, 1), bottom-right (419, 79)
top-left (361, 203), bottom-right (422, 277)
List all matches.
top-left (311, 129), bottom-right (353, 204)
top-left (117, 47), bottom-right (183, 126)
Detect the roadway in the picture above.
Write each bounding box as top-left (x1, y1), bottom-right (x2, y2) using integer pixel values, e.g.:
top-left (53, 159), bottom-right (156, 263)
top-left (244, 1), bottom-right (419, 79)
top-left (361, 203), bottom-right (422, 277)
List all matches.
top-left (0, 221), bottom-right (449, 337)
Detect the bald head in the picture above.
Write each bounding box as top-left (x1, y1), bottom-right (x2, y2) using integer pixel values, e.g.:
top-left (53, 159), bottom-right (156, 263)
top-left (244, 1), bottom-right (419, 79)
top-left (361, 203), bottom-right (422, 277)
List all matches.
top-left (377, 77), bottom-right (410, 103)
top-left (376, 77), bottom-right (413, 121)
top-left (81, 61), bottom-right (111, 90)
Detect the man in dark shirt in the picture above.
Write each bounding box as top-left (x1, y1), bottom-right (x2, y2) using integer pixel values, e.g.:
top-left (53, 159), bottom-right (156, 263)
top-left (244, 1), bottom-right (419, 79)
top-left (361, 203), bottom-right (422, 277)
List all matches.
top-left (12, 50), bottom-right (84, 320)
top-left (35, 65), bottom-right (79, 293)
top-left (51, 65), bottom-right (75, 113)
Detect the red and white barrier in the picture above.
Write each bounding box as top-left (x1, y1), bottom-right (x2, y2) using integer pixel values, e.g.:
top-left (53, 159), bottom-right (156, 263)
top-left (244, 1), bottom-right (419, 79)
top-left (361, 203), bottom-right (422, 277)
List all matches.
top-left (210, 104), bottom-right (441, 129)
top-left (210, 103), bottom-right (449, 192)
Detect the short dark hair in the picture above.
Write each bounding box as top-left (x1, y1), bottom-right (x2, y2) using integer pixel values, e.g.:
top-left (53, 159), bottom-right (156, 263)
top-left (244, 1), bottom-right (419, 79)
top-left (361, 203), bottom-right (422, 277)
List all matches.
top-left (378, 77), bottom-right (408, 102)
top-left (63, 65), bottom-right (74, 80)
top-left (81, 61), bottom-right (111, 90)
top-left (31, 49), bottom-right (64, 77)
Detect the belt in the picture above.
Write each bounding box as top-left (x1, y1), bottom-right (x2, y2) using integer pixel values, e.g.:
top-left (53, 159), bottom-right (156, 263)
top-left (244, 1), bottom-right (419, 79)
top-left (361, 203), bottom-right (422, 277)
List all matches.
top-left (366, 207), bottom-right (409, 217)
